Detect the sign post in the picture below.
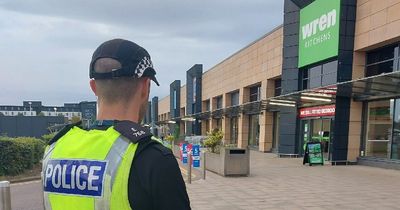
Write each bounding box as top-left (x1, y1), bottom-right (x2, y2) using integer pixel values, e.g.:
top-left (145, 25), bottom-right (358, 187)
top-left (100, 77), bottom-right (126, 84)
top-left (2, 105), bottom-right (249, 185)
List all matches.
top-left (187, 151), bottom-right (192, 184)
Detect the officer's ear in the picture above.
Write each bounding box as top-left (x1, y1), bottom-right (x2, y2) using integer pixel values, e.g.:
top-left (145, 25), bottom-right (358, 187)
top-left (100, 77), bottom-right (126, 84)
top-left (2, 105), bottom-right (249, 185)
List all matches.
top-left (90, 79), bottom-right (98, 96)
top-left (139, 78), bottom-right (150, 98)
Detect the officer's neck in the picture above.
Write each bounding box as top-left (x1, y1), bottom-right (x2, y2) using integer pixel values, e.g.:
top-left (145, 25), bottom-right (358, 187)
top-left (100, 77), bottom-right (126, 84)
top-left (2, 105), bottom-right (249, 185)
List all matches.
top-left (96, 102), bottom-right (140, 123)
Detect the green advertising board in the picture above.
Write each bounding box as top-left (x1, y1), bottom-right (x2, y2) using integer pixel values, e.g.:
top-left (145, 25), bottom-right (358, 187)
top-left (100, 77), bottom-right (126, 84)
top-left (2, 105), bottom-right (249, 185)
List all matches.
top-left (298, 0), bottom-right (341, 68)
top-left (305, 142), bottom-right (324, 165)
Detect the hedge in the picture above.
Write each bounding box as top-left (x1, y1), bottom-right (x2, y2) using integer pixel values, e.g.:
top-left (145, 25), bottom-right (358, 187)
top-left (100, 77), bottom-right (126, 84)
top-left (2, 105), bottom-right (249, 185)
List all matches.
top-left (0, 136), bottom-right (45, 176)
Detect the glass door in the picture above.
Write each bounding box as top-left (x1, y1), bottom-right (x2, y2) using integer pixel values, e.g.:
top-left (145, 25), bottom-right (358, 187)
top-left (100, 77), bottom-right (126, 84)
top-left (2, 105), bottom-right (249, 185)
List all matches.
top-left (310, 118), bottom-right (331, 160)
top-left (272, 112), bottom-right (280, 152)
top-left (300, 120), bottom-right (311, 155)
top-left (248, 115), bottom-right (260, 147)
top-left (391, 99), bottom-right (400, 159)
top-left (366, 100), bottom-right (392, 158)
top-left (230, 117), bottom-right (238, 145)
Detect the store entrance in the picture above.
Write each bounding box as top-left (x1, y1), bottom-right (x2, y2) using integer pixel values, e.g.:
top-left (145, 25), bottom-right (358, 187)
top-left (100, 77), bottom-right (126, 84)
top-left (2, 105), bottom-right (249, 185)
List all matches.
top-left (301, 117), bottom-right (334, 161)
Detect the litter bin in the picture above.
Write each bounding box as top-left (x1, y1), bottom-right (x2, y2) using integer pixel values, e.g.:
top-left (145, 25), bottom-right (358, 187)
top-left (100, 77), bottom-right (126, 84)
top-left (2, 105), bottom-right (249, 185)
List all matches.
top-left (221, 147), bottom-right (250, 176)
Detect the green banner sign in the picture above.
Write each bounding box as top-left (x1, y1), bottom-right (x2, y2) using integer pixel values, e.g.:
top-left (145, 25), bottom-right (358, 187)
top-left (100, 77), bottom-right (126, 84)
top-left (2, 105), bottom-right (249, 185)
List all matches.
top-left (298, 0), bottom-right (341, 68)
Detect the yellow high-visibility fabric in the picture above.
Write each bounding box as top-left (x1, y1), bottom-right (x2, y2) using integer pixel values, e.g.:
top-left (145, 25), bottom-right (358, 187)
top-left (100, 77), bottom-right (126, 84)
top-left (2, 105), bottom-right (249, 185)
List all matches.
top-left (44, 126), bottom-right (137, 210)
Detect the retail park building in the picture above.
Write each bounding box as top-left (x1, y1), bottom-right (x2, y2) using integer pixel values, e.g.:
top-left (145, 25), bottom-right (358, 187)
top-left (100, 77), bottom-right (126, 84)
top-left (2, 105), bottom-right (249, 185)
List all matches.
top-left (148, 0), bottom-right (400, 167)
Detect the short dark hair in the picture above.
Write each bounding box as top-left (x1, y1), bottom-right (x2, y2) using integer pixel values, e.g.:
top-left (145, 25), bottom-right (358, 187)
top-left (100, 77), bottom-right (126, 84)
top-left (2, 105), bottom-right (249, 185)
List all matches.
top-left (94, 58), bottom-right (140, 104)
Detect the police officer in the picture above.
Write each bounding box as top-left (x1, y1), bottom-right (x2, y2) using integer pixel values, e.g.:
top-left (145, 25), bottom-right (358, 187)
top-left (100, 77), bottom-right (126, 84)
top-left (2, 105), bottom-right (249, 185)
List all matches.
top-left (42, 39), bottom-right (191, 210)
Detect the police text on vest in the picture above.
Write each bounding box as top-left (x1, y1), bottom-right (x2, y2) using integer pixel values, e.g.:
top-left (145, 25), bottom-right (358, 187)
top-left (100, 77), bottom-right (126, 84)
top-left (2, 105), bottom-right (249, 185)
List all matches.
top-left (43, 159), bottom-right (107, 197)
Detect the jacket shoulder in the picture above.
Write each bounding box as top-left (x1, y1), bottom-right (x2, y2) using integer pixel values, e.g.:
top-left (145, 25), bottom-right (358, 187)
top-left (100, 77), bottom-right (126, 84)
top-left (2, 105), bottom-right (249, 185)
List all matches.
top-left (48, 121), bottom-right (82, 145)
top-left (150, 140), bottom-right (173, 156)
top-left (114, 121), bottom-right (153, 144)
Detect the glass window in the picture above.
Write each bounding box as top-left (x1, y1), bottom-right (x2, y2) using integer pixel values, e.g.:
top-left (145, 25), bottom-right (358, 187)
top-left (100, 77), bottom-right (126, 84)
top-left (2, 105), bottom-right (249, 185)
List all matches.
top-left (274, 79), bottom-right (281, 96)
top-left (391, 99), bottom-right (400, 159)
top-left (216, 118), bottom-right (222, 130)
top-left (301, 69), bottom-right (309, 90)
top-left (367, 45), bottom-right (395, 65)
top-left (248, 115), bottom-right (260, 147)
top-left (193, 78), bottom-right (197, 103)
top-left (366, 61), bottom-right (393, 77)
top-left (230, 117), bottom-right (238, 145)
top-left (230, 91), bottom-right (239, 106)
top-left (322, 60), bottom-right (338, 74)
top-left (309, 65), bottom-right (322, 88)
top-left (365, 100), bottom-right (393, 158)
top-left (250, 86), bottom-right (261, 102)
top-left (366, 45), bottom-right (396, 77)
top-left (272, 112), bottom-right (280, 151)
top-left (173, 90), bottom-right (177, 110)
top-left (216, 96), bottom-right (223, 109)
top-left (206, 100), bottom-right (210, 111)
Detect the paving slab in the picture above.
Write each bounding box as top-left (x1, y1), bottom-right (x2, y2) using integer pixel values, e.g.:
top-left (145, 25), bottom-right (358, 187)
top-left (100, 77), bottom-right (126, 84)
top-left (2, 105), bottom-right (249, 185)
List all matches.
top-left (186, 151), bottom-right (400, 210)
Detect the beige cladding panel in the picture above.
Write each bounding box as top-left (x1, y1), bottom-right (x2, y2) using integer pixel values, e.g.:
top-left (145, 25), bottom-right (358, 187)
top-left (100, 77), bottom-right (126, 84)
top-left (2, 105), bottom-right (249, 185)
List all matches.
top-left (355, 0), bottom-right (400, 50)
top-left (157, 26), bottom-right (283, 120)
top-left (202, 27), bottom-right (283, 101)
top-left (158, 95), bottom-right (170, 115)
top-left (180, 85), bottom-right (186, 109)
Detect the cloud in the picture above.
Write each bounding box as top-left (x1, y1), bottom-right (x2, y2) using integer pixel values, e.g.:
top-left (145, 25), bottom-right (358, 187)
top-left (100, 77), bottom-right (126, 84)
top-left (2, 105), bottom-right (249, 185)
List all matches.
top-left (0, 0), bottom-right (283, 106)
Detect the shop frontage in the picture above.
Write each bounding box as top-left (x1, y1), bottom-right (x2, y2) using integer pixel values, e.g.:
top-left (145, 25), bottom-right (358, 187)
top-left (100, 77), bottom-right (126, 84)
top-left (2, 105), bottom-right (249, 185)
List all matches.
top-left (299, 105), bottom-right (335, 160)
top-left (362, 98), bottom-right (400, 160)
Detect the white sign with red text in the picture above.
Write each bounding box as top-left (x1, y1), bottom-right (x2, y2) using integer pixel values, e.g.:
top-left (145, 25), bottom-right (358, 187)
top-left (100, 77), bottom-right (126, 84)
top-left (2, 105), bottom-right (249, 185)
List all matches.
top-left (299, 105), bottom-right (335, 118)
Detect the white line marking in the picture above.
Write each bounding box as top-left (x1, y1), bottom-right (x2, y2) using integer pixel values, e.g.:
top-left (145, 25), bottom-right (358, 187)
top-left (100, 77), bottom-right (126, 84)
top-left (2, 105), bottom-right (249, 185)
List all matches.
top-left (11, 180), bottom-right (41, 186)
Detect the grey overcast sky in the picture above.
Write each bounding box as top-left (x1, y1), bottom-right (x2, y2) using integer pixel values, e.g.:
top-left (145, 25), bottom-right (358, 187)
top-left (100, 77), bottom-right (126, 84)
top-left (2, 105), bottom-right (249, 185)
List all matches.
top-left (0, 0), bottom-right (283, 106)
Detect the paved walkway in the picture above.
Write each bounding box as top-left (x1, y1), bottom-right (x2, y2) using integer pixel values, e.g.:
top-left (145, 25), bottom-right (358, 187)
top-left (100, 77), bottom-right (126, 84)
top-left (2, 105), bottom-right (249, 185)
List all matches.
top-left (186, 151), bottom-right (400, 210)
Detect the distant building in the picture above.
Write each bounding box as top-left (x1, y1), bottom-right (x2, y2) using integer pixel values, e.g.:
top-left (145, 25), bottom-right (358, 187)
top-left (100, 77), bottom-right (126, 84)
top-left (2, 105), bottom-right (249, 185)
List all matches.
top-left (0, 101), bottom-right (97, 138)
top-left (0, 101), bottom-right (96, 122)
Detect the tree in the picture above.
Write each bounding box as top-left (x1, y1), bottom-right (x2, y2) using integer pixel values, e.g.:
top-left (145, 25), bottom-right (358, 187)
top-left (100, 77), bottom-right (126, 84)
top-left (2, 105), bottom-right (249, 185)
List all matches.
top-left (203, 128), bottom-right (224, 153)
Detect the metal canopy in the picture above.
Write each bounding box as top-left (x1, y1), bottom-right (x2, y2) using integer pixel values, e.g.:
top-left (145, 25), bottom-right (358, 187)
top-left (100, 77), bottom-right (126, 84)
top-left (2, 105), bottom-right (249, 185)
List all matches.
top-left (267, 71), bottom-right (400, 108)
top-left (154, 71), bottom-right (400, 125)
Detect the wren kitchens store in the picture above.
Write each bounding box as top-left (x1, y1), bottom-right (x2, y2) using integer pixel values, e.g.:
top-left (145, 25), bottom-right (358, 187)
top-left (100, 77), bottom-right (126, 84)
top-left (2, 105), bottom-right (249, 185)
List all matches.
top-left (151, 0), bottom-right (400, 168)
top-left (273, 0), bottom-right (400, 167)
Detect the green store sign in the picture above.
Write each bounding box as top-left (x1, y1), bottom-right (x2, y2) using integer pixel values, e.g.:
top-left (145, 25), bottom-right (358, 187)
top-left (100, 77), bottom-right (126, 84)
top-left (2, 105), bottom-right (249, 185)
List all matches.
top-left (298, 0), bottom-right (341, 68)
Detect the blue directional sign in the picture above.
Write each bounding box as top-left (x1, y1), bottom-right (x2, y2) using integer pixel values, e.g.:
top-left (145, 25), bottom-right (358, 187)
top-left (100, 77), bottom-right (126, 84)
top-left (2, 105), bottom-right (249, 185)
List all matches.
top-left (192, 145), bottom-right (200, 168)
top-left (182, 143), bottom-right (188, 164)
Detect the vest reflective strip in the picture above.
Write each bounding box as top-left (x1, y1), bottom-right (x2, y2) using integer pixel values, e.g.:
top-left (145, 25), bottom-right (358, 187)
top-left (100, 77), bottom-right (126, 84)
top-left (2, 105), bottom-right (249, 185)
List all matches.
top-left (106, 136), bottom-right (130, 189)
top-left (94, 136), bottom-right (130, 210)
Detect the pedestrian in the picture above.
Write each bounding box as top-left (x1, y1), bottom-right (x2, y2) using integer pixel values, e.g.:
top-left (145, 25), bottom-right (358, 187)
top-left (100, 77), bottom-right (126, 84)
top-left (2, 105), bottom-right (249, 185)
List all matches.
top-left (41, 39), bottom-right (191, 210)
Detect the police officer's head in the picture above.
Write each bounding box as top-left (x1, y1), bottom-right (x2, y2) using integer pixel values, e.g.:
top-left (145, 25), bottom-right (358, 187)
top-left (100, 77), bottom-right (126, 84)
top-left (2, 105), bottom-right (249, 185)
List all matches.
top-left (89, 39), bottom-right (159, 122)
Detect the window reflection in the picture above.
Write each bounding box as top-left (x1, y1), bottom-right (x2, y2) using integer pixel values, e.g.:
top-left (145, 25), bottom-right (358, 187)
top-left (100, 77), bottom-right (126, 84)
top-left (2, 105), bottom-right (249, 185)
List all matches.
top-left (366, 100), bottom-right (393, 158)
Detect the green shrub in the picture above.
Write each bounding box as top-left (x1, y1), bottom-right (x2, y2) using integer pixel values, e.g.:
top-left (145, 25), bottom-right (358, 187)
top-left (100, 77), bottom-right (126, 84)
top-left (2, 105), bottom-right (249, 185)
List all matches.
top-left (0, 136), bottom-right (45, 176)
top-left (203, 129), bottom-right (223, 153)
top-left (41, 133), bottom-right (56, 144)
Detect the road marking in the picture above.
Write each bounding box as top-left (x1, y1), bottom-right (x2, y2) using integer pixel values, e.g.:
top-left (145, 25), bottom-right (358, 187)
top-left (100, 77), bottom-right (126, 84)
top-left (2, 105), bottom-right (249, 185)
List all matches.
top-left (11, 180), bottom-right (41, 186)
top-left (179, 166), bottom-right (197, 179)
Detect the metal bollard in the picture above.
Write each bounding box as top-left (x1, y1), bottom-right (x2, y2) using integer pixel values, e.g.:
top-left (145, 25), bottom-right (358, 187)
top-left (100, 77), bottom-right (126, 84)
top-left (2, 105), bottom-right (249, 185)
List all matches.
top-left (0, 181), bottom-right (11, 210)
top-left (187, 151), bottom-right (192, 184)
top-left (202, 150), bottom-right (206, 180)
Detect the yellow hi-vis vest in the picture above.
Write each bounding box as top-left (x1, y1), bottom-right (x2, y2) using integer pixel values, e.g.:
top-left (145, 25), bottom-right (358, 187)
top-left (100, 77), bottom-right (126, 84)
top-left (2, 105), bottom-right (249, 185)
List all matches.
top-left (42, 121), bottom-right (152, 210)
